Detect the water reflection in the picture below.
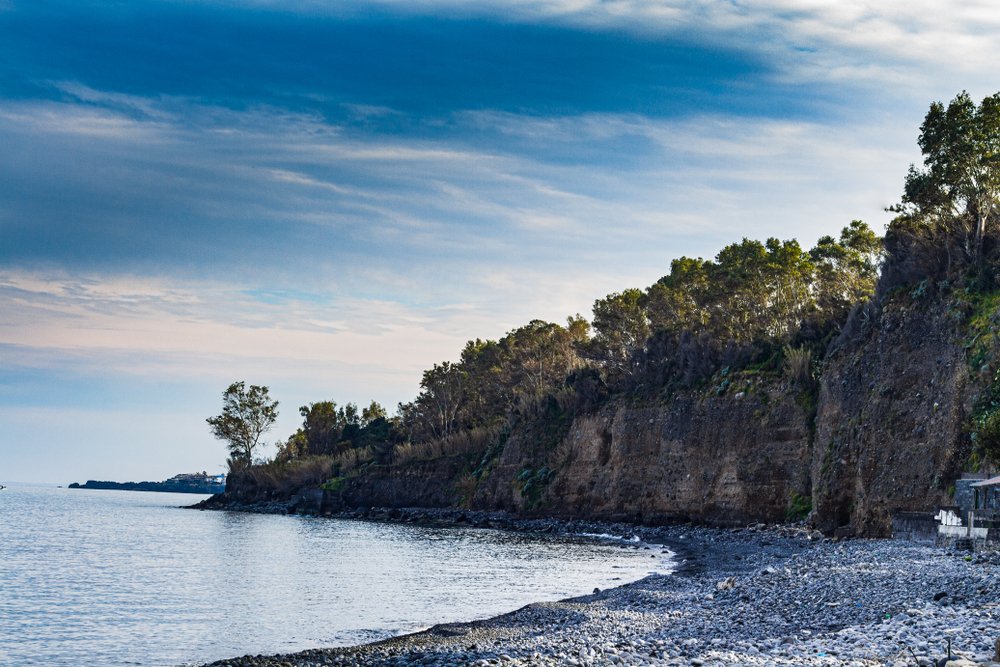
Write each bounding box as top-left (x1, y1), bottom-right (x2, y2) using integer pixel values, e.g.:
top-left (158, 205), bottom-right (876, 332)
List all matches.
top-left (0, 486), bottom-right (671, 667)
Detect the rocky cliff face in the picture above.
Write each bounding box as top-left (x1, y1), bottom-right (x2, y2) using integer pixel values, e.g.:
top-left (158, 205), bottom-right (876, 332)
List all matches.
top-left (811, 295), bottom-right (973, 536)
top-left (348, 293), bottom-right (981, 536)
top-left (328, 378), bottom-right (814, 527)
top-left (343, 457), bottom-right (467, 509)
top-left (467, 379), bottom-right (814, 525)
top-left (222, 293), bottom-right (990, 538)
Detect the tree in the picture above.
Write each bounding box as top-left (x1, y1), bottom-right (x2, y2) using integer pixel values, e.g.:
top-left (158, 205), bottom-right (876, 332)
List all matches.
top-left (500, 319), bottom-right (584, 402)
top-left (298, 401), bottom-right (342, 456)
top-left (896, 91), bottom-right (1000, 274)
top-left (206, 381), bottom-right (279, 469)
top-left (414, 361), bottom-right (467, 440)
top-left (361, 400), bottom-right (387, 426)
top-left (809, 220), bottom-right (881, 322)
top-left (644, 257), bottom-right (712, 335)
top-left (587, 289), bottom-right (650, 379)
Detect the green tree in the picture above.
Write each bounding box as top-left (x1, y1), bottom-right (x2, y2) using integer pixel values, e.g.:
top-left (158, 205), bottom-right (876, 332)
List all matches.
top-left (276, 429), bottom-right (308, 463)
top-left (206, 382), bottom-right (279, 469)
top-left (644, 257), bottom-right (712, 335)
top-left (415, 361), bottom-right (467, 440)
top-left (587, 289), bottom-right (650, 378)
top-left (361, 400), bottom-right (387, 426)
top-left (299, 401), bottom-right (342, 456)
top-left (810, 220), bottom-right (881, 322)
top-left (897, 91), bottom-right (1000, 272)
top-left (459, 338), bottom-right (507, 425)
top-left (501, 319), bottom-right (585, 402)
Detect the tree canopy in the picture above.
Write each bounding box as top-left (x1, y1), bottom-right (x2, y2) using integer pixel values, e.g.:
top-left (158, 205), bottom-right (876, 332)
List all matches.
top-left (206, 382), bottom-right (279, 470)
top-left (277, 399), bottom-right (393, 460)
top-left (887, 91), bottom-right (1000, 286)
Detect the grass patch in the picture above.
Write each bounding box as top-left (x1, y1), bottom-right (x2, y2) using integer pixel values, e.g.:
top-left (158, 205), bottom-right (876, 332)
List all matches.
top-left (320, 476), bottom-right (346, 493)
top-left (786, 491), bottom-right (812, 522)
top-left (514, 466), bottom-right (556, 509)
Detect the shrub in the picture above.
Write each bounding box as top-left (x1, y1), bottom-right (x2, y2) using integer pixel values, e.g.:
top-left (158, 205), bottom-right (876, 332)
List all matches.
top-left (786, 491), bottom-right (812, 522)
top-left (229, 455), bottom-right (335, 498)
top-left (331, 446), bottom-right (374, 475)
top-left (454, 472), bottom-right (478, 507)
top-left (320, 477), bottom-right (346, 493)
top-left (975, 408), bottom-right (1000, 465)
top-left (391, 424), bottom-right (503, 466)
top-left (782, 345), bottom-right (812, 384)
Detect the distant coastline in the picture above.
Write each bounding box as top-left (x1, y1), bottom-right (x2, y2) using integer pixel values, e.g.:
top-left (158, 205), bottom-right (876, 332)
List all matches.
top-left (69, 472), bottom-right (225, 495)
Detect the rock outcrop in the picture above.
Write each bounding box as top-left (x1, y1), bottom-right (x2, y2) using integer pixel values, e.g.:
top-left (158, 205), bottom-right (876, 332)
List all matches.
top-left (811, 295), bottom-right (974, 536)
top-left (473, 383), bottom-right (812, 525)
top-left (217, 292), bottom-right (997, 538)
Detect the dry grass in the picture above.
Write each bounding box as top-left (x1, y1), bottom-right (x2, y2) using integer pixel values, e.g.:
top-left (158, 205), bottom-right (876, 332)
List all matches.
top-left (392, 424), bottom-right (502, 466)
top-left (236, 455), bottom-right (335, 496)
top-left (331, 446), bottom-right (375, 474)
top-left (783, 345), bottom-right (813, 384)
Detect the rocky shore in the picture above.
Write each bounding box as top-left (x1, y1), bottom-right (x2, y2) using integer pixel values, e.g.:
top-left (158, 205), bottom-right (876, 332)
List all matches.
top-left (193, 508), bottom-right (1000, 667)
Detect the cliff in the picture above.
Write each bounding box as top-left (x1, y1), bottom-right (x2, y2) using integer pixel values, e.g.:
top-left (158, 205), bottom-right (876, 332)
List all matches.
top-left (315, 375), bottom-right (814, 528)
top-left (811, 292), bottom-right (976, 536)
top-left (471, 382), bottom-right (813, 525)
top-left (217, 295), bottom-right (997, 538)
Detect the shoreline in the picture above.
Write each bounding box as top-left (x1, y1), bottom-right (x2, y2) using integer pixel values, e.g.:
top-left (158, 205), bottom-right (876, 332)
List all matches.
top-left (191, 503), bottom-right (1000, 667)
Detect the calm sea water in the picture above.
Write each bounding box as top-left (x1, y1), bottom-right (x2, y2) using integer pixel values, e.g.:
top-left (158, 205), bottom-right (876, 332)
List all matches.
top-left (0, 485), bottom-right (671, 667)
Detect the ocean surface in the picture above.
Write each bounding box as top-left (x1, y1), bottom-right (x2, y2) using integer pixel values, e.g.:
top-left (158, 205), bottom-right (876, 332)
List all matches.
top-left (0, 485), bottom-right (672, 667)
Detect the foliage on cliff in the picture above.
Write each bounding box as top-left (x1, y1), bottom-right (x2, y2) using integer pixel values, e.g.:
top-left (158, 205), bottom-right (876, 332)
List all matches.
top-left (883, 91), bottom-right (1000, 293)
top-left (221, 216), bottom-right (879, 503)
top-left (874, 91), bottom-right (1000, 469)
top-left (216, 91), bottom-right (1000, 531)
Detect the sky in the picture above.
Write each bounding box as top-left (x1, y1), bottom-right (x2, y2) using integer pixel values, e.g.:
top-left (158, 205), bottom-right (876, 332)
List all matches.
top-left (3, 1), bottom-right (1000, 484)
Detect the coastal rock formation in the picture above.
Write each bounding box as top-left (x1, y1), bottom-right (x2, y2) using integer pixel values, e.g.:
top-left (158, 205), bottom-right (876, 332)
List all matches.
top-left (343, 457), bottom-right (467, 510)
top-left (811, 294), bottom-right (974, 536)
top-left (215, 292), bottom-right (995, 539)
top-left (474, 384), bottom-right (812, 526)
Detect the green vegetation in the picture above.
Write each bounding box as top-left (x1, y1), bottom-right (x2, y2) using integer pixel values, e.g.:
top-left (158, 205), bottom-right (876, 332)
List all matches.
top-left (515, 466), bottom-right (556, 509)
top-left (206, 382), bottom-right (279, 471)
top-left (320, 476), bottom-right (346, 493)
top-left (213, 218), bottom-right (881, 497)
top-left (967, 290), bottom-right (1000, 465)
top-left (277, 399), bottom-right (397, 463)
top-left (879, 91), bottom-right (1000, 467)
top-left (874, 91), bottom-right (1000, 468)
top-left (786, 491), bottom-right (812, 522)
top-left (885, 91), bottom-right (1000, 291)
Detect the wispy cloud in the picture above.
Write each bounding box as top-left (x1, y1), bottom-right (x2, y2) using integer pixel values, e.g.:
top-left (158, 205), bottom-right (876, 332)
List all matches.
top-left (1, 90), bottom-right (910, 301)
top-left (1, 0), bottom-right (989, 482)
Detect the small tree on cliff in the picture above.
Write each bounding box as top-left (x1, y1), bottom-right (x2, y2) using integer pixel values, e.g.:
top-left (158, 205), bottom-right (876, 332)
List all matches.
top-left (891, 91), bottom-right (1000, 281)
top-left (206, 381), bottom-right (279, 470)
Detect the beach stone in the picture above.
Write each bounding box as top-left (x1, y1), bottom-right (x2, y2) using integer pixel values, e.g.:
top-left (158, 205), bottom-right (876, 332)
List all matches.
top-left (192, 519), bottom-right (1000, 667)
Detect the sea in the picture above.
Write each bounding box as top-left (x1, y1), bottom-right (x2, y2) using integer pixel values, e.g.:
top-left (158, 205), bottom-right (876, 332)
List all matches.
top-left (0, 485), bottom-right (672, 667)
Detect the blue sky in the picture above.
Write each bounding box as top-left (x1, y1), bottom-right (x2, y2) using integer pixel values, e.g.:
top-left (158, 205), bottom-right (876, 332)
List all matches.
top-left (3, 0), bottom-right (1000, 483)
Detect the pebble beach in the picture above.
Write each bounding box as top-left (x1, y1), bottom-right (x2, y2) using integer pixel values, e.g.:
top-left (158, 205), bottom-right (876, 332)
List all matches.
top-left (198, 515), bottom-right (1000, 667)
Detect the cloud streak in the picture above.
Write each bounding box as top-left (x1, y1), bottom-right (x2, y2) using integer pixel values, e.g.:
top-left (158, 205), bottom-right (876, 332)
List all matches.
top-left (1, 0), bottom-right (994, 482)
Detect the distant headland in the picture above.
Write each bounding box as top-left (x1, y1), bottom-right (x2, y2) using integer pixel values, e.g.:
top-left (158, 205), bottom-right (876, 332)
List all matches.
top-left (69, 472), bottom-right (226, 495)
